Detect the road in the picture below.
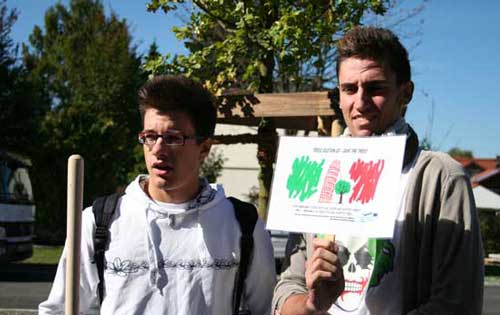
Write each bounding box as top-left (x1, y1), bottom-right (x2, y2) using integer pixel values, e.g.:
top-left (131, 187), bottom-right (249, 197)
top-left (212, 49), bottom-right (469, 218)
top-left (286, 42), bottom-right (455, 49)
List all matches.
top-left (0, 263), bottom-right (56, 313)
top-left (484, 285), bottom-right (500, 315)
top-left (1, 264), bottom-right (499, 314)
top-left (0, 282), bottom-right (51, 310)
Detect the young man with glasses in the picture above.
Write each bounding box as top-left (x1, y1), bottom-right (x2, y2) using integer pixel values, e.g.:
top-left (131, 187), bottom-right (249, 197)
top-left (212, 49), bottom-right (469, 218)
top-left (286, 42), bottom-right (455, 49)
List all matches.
top-left (39, 75), bottom-right (276, 314)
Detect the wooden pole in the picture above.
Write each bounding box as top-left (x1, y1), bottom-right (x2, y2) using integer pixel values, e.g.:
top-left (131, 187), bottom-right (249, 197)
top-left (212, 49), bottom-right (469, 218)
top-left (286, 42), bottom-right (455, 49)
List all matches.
top-left (65, 155), bottom-right (84, 315)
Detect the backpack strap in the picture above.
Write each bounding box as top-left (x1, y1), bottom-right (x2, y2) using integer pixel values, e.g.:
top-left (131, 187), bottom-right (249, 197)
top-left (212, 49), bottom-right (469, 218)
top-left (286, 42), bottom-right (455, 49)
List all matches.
top-left (92, 192), bottom-right (124, 305)
top-left (280, 232), bottom-right (303, 273)
top-left (228, 197), bottom-right (258, 315)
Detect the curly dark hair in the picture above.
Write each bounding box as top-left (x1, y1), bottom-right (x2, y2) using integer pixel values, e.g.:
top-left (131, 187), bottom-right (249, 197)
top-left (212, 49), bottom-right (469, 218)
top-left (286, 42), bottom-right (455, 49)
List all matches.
top-left (138, 75), bottom-right (216, 141)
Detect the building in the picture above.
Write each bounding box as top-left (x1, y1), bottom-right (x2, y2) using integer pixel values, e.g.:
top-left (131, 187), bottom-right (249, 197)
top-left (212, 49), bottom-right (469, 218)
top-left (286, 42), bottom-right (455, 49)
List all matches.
top-left (454, 156), bottom-right (500, 212)
top-left (213, 124), bottom-right (260, 202)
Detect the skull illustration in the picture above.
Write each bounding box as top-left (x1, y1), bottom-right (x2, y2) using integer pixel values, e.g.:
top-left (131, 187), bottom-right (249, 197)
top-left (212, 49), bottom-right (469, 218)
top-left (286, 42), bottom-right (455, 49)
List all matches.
top-left (334, 237), bottom-right (374, 312)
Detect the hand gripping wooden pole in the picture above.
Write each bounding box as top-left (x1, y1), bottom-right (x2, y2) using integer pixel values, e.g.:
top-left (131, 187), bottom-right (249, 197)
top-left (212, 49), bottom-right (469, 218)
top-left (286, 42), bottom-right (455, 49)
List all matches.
top-left (317, 234), bottom-right (336, 243)
top-left (65, 155), bottom-right (84, 315)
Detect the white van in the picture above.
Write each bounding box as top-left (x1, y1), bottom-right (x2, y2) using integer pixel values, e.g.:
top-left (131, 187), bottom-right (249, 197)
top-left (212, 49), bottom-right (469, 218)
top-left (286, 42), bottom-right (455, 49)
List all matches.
top-left (0, 151), bottom-right (35, 262)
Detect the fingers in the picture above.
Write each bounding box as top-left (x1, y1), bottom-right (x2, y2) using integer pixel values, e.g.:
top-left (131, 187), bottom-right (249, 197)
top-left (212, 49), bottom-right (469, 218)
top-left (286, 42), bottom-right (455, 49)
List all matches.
top-left (312, 237), bottom-right (338, 253)
top-left (305, 256), bottom-right (339, 288)
top-left (301, 237), bottom-right (345, 312)
top-left (305, 238), bottom-right (343, 290)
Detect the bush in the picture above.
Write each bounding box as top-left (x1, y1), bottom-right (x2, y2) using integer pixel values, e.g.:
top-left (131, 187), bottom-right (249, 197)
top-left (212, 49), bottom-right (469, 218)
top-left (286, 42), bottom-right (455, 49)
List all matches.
top-left (200, 148), bottom-right (226, 183)
top-left (479, 210), bottom-right (500, 255)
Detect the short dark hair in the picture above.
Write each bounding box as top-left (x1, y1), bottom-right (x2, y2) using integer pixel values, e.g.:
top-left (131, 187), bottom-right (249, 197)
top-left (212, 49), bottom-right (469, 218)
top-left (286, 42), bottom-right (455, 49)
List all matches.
top-left (138, 75), bottom-right (216, 140)
top-left (336, 26), bottom-right (411, 85)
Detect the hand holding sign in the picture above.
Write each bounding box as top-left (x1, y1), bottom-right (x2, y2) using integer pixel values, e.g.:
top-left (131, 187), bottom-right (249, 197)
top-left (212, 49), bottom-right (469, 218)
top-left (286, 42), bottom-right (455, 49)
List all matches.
top-left (304, 237), bottom-right (344, 313)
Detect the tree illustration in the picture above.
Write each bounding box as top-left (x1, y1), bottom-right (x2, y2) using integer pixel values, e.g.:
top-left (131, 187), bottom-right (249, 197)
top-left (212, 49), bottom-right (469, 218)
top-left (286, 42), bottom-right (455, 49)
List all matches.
top-left (335, 180), bottom-right (351, 204)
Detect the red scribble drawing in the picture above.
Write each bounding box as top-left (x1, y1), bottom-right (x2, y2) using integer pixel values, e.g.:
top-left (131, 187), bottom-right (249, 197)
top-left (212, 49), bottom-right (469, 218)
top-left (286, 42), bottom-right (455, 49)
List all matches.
top-left (319, 160), bottom-right (341, 203)
top-left (349, 159), bottom-right (385, 204)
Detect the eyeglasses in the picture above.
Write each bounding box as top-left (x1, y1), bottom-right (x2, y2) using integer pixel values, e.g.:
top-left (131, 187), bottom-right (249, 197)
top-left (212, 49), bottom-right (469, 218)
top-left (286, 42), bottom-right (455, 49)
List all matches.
top-left (138, 130), bottom-right (206, 147)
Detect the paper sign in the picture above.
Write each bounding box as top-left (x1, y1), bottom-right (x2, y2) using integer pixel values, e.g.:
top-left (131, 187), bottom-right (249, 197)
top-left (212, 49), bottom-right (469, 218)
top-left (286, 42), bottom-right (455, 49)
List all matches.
top-left (266, 135), bottom-right (406, 238)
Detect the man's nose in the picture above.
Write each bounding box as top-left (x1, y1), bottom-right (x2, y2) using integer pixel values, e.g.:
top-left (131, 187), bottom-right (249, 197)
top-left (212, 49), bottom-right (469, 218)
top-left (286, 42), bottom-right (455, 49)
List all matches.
top-left (353, 88), bottom-right (371, 111)
top-left (151, 137), bottom-right (168, 154)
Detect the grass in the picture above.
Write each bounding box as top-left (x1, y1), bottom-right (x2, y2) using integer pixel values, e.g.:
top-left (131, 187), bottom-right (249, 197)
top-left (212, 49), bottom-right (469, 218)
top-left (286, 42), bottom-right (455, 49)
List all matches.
top-left (17, 245), bottom-right (63, 265)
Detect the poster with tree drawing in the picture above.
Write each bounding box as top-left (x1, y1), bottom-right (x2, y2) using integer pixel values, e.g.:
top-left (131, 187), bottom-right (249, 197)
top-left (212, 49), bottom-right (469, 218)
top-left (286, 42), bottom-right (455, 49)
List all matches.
top-left (266, 135), bottom-right (406, 238)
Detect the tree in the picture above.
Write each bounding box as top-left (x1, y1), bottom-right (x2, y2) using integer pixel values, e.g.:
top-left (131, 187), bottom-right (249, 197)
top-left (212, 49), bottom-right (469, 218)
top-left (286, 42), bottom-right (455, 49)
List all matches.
top-left (335, 179), bottom-right (351, 204)
top-left (200, 147), bottom-right (227, 183)
top-left (0, 0), bottom-right (16, 69)
top-left (22, 0), bottom-right (145, 243)
top-left (448, 147), bottom-right (473, 159)
top-left (0, 0), bottom-right (44, 154)
top-left (146, 0), bottom-right (392, 219)
top-left (479, 211), bottom-right (500, 255)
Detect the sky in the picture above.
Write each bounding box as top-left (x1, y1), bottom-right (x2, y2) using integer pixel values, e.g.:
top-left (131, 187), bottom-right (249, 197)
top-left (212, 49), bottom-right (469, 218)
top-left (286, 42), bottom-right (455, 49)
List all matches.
top-left (6, 0), bottom-right (500, 158)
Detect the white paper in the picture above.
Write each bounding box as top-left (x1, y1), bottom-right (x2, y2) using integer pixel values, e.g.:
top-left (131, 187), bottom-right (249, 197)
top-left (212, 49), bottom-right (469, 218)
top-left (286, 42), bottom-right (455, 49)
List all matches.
top-left (266, 135), bottom-right (406, 238)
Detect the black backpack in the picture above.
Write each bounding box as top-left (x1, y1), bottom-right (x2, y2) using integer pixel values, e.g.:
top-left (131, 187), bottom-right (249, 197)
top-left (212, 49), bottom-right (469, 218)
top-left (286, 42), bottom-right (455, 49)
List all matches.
top-left (92, 193), bottom-right (257, 315)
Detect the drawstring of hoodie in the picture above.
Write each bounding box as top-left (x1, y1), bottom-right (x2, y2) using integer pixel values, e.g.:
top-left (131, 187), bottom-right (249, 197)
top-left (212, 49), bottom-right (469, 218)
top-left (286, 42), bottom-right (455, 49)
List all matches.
top-left (145, 204), bottom-right (161, 288)
top-left (142, 177), bottom-right (218, 290)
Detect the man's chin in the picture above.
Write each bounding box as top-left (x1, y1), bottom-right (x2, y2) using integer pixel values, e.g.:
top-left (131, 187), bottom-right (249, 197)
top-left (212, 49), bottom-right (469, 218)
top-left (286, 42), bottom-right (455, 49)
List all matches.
top-left (351, 128), bottom-right (375, 137)
top-left (149, 176), bottom-right (173, 190)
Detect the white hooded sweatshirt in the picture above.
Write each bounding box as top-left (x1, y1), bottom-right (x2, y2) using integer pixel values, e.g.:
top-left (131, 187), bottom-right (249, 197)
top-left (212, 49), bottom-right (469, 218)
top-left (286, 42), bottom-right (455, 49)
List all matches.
top-left (39, 175), bottom-right (276, 314)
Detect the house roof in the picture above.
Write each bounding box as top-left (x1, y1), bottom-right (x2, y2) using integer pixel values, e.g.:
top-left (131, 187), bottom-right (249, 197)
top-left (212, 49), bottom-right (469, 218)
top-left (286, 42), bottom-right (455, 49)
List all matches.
top-left (473, 186), bottom-right (500, 210)
top-left (455, 157), bottom-right (498, 171)
top-left (454, 156), bottom-right (474, 167)
top-left (472, 168), bottom-right (500, 183)
top-left (454, 157), bottom-right (500, 208)
top-left (453, 156), bottom-right (500, 189)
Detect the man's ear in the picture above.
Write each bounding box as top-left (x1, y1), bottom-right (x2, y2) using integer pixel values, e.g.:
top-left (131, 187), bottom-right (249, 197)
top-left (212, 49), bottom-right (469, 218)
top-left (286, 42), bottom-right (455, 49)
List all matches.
top-left (199, 138), bottom-right (212, 161)
top-left (400, 81), bottom-right (414, 117)
top-left (401, 81), bottom-right (414, 106)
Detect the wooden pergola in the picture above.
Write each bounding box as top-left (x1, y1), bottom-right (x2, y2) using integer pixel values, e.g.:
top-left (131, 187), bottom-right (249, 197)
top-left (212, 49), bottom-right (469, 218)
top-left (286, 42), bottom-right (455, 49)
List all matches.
top-left (214, 89), bottom-right (344, 144)
top-left (212, 89), bottom-right (345, 219)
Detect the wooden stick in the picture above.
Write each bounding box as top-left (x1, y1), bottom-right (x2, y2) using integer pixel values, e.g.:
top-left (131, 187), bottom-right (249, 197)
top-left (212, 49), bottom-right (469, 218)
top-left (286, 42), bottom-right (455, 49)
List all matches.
top-left (317, 234), bottom-right (336, 243)
top-left (324, 234), bottom-right (336, 243)
top-left (65, 155), bottom-right (84, 315)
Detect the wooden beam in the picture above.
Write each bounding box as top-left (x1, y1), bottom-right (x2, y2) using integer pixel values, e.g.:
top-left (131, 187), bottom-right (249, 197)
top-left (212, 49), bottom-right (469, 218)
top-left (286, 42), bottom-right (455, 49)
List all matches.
top-left (216, 116), bottom-right (318, 131)
top-left (212, 133), bottom-right (275, 145)
top-left (217, 91), bottom-right (335, 119)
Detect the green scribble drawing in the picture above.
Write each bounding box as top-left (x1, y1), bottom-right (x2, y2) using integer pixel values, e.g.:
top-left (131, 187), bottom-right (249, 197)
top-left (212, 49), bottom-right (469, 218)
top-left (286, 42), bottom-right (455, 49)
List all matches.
top-left (335, 179), bottom-right (351, 204)
top-left (287, 156), bottom-right (325, 201)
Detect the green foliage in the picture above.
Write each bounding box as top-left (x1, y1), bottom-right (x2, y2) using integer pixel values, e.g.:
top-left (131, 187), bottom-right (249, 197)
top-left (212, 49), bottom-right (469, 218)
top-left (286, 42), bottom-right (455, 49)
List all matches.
top-left (485, 265), bottom-right (500, 277)
top-left (0, 0), bottom-right (16, 68)
top-left (479, 211), bottom-right (500, 255)
top-left (142, 41), bottom-right (180, 78)
top-left (145, 0), bottom-right (391, 94)
top-left (145, 0), bottom-right (392, 216)
top-left (200, 147), bottom-right (227, 183)
top-left (22, 0), bottom-right (146, 243)
top-left (448, 147), bottom-right (474, 158)
top-left (0, 1), bottom-right (45, 154)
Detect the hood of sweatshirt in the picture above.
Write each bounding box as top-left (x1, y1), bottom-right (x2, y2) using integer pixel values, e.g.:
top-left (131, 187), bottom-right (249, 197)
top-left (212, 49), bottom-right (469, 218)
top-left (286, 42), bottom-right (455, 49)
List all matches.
top-left (124, 175), bottom-right (226, 290)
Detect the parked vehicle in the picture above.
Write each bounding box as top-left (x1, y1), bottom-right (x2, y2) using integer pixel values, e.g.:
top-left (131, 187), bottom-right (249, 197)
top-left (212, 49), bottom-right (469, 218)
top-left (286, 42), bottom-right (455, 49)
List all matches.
top-left (0, 150), bottom-right (35, 263)
top-left (270, 230), bottom-right (288, 273)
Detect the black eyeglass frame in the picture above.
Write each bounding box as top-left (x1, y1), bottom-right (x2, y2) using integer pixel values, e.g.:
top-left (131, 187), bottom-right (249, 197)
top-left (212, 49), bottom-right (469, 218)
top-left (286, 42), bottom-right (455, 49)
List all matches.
top-left (138, 131), bottom-right (207, 147)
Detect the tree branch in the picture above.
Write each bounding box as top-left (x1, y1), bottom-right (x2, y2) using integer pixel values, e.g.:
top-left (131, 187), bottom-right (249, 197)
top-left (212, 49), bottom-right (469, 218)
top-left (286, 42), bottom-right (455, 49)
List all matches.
top-left (192, 0), bottom-right (237, 29)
